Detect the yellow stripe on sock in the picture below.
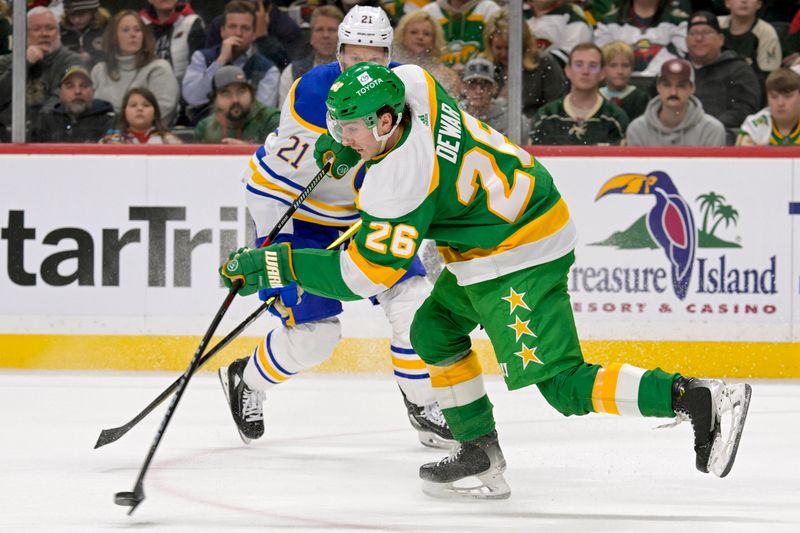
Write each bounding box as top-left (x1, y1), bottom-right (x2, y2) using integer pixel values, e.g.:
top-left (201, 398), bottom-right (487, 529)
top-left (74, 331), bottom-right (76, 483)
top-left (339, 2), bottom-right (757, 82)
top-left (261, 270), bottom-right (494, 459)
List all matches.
top-left (428, 351), bottom-right (482, 388)
top-left (391, 356), bottom-right (428, 370)
top-left (256, 337), bottom-right (288, 383)
top-left (592, 363), bottom-right (623, 415)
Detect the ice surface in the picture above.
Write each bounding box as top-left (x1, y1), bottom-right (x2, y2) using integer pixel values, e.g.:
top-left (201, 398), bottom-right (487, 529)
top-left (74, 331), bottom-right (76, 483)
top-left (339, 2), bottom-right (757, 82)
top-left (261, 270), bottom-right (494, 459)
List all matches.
top-left (1, 371), bottom-right (797, 532)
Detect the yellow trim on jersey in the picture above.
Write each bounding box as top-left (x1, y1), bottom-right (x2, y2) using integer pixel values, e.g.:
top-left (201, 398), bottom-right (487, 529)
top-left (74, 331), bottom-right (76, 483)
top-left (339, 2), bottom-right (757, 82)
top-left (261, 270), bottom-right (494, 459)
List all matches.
top-left (249, 160), bottom-right (356, 214)
top-left (347, 243), bottom-right (407, 286)
top-left (289, 78), bottom-right (327, 135)
top-left (428, 351), bottom-right (483, 388)
top-left (423, 69), bottom-right (441, 196)
top-left (466, 14), bottom-right (485, 22)
top-left (591, 363), bottom-right (623, 415)
top-left (392, 356), bottom-right (428, 370)
top-left (438, 197), bottom-right (571, 263)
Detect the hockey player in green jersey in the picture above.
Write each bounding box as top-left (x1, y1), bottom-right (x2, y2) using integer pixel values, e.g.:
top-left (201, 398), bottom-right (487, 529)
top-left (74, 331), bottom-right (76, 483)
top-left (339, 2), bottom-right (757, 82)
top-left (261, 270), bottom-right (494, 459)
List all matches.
top-left (219, 63), bottom-right (752, 500)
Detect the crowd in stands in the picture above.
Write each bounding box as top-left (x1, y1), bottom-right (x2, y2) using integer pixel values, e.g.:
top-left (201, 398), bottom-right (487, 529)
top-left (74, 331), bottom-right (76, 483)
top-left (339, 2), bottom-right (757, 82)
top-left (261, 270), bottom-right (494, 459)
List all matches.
top-left (1, 0), bottom-right (800, 146)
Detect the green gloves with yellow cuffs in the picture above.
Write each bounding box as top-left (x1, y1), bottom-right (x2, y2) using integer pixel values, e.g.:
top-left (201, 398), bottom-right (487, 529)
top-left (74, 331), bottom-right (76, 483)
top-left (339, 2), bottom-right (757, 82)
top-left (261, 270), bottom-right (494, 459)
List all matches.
top-left (314, 134), bottom-right (360, 179)
top-left (219, 244), bottom-right (297, 297)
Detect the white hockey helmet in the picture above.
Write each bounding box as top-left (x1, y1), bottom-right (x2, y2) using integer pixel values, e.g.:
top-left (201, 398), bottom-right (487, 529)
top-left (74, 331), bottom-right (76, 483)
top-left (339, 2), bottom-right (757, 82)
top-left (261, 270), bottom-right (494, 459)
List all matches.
top-left (337, 6), bottom-right (393, 61)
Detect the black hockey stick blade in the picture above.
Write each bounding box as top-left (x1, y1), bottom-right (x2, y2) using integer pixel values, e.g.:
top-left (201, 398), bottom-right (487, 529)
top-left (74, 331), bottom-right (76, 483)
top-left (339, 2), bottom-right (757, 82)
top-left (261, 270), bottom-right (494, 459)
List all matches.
top-left (94, 299), bottom-right (272, 449)
top-left (114, 482), bottom-right (145, 515)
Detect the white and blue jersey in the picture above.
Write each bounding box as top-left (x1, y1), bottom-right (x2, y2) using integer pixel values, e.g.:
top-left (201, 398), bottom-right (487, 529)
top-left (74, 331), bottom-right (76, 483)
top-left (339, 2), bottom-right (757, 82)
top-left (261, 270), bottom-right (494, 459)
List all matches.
top-left (245, 61), bottom-right (425, 326)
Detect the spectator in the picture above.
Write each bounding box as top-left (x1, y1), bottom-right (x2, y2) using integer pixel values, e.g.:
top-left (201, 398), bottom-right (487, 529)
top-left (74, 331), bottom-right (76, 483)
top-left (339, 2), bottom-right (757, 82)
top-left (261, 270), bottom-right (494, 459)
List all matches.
top-left (194, 64), bottom-right (280, 144)
top-left (737, 67), bottom-right (800, 145)
top-left (686, 10), bottom-right (761, 128)
top-left (0, 7), bottom-right (83, 136)
top-left (91, 10), bottom-right (180, 125)
top-left (206, 1), bottom-right (299, 65)
top-left (525, 0), bottom-right (593, 66)
top-left (60, 0), bottom-right (109, 68)
top-left (482, 8), bottom-right (568, 119)
top-left (1, 0), bottom-right (12, 55)
top-left (99, 86), bottom-right (181, 144)
top-left (278, 5), bottom-right (342, 107)
top-left (530, 42), bottom-right (629, 145)
top-left (627, 57), bottom-right (726, 145)
top-left (459, 56), bottom-right (530, 140)
top-left (140, 0), bottom-right (206, 82)
top-left (32, 64), bottom-right (115, 142)
top-left (393, 9), bottom-right (462, 99)
top-left (600, 40), bottom-right (650, 121)
top-left (719, 0), bottom-right (782, 85)
top-left (594, 0), bottom-right (688, 78)
top-left (183, 1), bottom-right (280, 124)
top-left (422, 0), bottom-right (501, 69)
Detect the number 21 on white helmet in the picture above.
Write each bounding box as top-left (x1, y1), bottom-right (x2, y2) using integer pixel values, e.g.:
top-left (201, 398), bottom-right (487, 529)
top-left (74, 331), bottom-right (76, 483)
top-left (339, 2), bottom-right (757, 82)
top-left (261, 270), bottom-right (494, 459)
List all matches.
top-left (337, 5), bottom-right (393, 70)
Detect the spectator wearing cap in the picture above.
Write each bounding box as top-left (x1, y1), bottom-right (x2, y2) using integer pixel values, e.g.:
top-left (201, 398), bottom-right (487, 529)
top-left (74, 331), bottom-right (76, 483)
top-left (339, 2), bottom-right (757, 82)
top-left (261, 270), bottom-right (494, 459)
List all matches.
top-left (737, 68), bottom-right (800, 145)
top-left (627, 58), bottom-right (726, 145)
top-left (0, 7), bottom-right (83, 137)
top-left (530, 42), bottom-right (629, 145)
top-left (482, 8), bottom-right (568, 120)
top-left (194, 64), bottom-right (280, 144)
top-left (686, 10), bottom-right (761, 129)
top-left (140, 0), bottom-right (206, 82)
top-left (278, 5), bottom-right (343, 108)
top-left (32, 65), bottom-right (114, 142)
top-left (719, 0), bottom-right (781, 87)
top-left (459, 56), bottom-right (531, 141)
top-left (60, 0), bottom-right (110, 68)
top-left (594, 0), bottom-right (688, 79)
top-left (183, 1), bottom-right (280, 125)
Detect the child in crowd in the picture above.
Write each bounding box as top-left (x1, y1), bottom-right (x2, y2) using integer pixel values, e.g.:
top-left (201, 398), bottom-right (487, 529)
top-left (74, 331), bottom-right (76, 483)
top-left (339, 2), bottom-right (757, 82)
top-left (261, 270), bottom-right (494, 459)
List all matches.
top-left (599, 41), bottom-right (650, 122)
top-left (60, 0), bottom-right (110, 67)
top-left (99, 87), bottom-right (181, 144)
top-left (737, 67), bottom-right (800, 145)
top-left (719, 0), bottom-right (781, 87)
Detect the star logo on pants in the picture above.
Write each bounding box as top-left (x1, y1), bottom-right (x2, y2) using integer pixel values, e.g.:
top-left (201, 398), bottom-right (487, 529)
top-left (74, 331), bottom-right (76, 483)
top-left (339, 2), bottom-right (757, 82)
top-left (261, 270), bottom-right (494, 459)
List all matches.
top-left (507, 315), bottom-right (536, 342)
top-left (514, 343), bottom-right (543, 369)
top-left (501, 287), bottom-right (530, 314)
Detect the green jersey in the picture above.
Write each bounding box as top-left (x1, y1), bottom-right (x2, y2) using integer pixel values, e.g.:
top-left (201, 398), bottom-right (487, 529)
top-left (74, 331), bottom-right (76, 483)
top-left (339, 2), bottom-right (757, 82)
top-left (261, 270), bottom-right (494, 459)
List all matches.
top-left (293, 65), bottom-right (577, 301)
top-left (421, 0), bottom-right (501, 66)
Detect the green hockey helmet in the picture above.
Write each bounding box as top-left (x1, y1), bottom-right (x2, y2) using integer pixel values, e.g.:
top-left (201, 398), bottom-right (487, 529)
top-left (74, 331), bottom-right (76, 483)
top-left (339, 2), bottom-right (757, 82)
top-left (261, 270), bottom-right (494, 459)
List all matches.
top-left (326, 63), bottom-right (405, 144)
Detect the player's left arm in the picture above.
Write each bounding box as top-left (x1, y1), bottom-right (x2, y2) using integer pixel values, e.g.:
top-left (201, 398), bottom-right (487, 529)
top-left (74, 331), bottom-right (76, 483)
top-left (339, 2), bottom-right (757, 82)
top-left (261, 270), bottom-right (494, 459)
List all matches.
top-left (293, 203), bottom-right (435, 300)
top-left (220, 200), bottom-right (435, 301)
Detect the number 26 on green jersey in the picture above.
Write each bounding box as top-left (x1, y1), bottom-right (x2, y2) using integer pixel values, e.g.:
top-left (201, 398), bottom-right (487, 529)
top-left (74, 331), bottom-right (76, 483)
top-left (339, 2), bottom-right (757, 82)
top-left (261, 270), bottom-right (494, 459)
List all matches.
top-left (364, 221), bottom-right (419, 258)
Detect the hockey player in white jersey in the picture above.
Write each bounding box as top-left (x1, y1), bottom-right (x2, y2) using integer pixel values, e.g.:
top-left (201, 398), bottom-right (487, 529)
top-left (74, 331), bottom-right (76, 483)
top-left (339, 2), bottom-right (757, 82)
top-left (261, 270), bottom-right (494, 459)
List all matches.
top-left (218, 6), bottom-right (454, 449)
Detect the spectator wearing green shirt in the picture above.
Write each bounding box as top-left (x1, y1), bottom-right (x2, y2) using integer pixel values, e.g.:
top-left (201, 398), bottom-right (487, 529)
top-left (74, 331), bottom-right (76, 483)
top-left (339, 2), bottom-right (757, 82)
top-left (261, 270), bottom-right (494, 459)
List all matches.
top-left (195, 64), bottom-right (279, 144)
top-left (531, 42), bottom-right (629, 145)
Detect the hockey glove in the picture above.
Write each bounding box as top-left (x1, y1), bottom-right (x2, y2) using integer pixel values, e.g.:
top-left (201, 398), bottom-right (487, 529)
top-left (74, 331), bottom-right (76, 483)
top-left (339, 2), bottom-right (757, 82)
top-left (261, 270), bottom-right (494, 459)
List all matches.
top-left (219, 244), bottom-right (297, 297)
top-left (314, 134), bottom-right (360, 179)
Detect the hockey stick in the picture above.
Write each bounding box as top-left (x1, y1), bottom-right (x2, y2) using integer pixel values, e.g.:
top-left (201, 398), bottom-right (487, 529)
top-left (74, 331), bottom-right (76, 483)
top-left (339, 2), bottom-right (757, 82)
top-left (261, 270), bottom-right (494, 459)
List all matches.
top-left (95, 218), bottom-right (361, 449)
top-left (113, 162), bottom-right (331, 515)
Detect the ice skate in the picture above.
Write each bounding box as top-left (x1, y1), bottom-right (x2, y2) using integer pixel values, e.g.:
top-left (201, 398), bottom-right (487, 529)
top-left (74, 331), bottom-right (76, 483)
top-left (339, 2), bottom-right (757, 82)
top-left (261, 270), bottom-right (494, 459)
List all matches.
top-left (419, 430), bottom-right (510, 500)
top-left (402, 392), bottom-right (455, 449)
top-left (218, 357), bottom-right (266, 445)
top-left (671, 377), bottom-right (752, 477)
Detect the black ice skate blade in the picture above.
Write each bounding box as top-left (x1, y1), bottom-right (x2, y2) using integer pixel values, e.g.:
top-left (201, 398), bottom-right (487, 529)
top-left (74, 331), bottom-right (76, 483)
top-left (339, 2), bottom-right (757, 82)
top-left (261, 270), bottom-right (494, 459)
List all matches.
top-left (718, 383), bottom-right (752, 478)
top-left (114, 488), bottom-right (145, 515)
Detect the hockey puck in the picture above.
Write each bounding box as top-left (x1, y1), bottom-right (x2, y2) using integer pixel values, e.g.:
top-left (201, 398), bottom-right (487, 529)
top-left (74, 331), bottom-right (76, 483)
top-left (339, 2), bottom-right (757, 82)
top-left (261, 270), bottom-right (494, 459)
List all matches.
top-left (114, 491), bottom-right (140, 506)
